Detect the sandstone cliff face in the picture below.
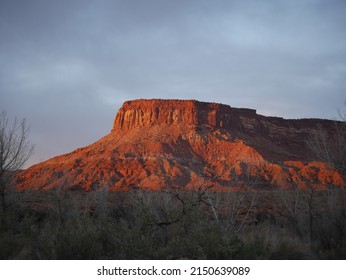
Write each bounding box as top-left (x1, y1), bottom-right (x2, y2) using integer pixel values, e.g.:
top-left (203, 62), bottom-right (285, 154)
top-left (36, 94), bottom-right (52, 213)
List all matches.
top-left (112, 99), bottom-right (257, 130)
top-left (16, 99), bottom-right (345, 190)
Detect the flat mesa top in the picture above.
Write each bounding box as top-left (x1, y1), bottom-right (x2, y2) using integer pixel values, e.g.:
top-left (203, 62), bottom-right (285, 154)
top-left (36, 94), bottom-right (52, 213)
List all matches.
top-left (120, 98), bottom-right (254, 111)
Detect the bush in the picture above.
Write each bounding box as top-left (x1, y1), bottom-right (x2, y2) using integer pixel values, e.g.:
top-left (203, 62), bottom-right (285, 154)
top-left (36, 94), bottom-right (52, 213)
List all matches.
top-left (1, 189), bottom-right (345, 260)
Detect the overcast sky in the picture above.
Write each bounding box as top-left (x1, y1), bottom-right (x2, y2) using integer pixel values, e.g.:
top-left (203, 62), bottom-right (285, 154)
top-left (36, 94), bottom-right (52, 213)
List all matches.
top-left (1, 0), bottom-right (346, 167)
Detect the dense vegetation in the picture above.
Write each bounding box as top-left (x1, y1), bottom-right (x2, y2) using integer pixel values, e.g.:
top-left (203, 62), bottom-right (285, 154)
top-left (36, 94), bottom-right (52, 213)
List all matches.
top-left (1, 186), bottom-right (345, 259)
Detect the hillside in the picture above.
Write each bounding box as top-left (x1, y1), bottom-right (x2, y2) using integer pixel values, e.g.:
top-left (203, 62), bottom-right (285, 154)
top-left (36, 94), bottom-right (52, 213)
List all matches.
top-left (16, 99), bottom-right (345, 190)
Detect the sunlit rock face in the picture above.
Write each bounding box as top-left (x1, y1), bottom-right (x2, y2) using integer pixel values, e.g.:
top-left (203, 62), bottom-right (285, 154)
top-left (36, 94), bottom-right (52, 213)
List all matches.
top-left (16, 99), bottom-right (345, 191)
top-left (112, 99), bottom-right (256, 130)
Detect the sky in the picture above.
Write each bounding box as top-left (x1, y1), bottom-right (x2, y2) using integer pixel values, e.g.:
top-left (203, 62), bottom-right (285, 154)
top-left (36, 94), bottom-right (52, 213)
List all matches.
top-left (1, 0), bottom-right (346, 168)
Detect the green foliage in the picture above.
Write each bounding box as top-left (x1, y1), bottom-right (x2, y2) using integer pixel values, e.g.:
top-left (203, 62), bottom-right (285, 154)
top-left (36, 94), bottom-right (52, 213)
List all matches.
top-left (269, 239), bottom-right (310, 260)
top-left (242, 236), bottom-right (270, 259)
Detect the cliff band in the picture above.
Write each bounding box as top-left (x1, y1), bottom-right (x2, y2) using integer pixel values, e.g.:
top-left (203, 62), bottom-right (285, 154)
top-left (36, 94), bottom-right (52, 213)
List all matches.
top-left (16, 99), bottom-right (345, 190)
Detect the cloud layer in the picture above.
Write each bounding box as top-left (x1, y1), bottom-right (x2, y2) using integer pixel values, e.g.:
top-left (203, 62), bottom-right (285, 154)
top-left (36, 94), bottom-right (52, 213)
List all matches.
top-left (1, 0), bottom-right (346, 167)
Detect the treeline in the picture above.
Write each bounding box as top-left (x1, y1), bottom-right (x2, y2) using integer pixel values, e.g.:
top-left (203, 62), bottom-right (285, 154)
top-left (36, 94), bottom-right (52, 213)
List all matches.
top-left (1, 186), bottom-right (346, 259)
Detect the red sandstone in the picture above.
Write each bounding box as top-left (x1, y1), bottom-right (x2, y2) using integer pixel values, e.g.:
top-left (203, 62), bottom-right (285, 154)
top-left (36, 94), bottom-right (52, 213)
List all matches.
top-left (16, 99), bottom-right (345, 190)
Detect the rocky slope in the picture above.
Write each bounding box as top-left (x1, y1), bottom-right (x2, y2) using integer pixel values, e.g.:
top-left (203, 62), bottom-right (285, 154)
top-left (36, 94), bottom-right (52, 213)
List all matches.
top-left (16, 99), bottom-right (345, 190)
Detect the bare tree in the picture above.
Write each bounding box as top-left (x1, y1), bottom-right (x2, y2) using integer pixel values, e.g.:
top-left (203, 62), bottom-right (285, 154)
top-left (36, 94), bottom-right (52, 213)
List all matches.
top-left (219, 166), bottom-right (257, 234)
top-left (0, 111), bottom-right (34, 212)
top-left (308, 101), bottom-right (346, 174)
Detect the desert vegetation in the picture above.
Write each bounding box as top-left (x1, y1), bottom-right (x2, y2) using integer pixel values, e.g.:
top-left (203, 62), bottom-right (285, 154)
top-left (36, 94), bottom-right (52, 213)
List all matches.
top-left (0, 185), bottom-right (345, 260)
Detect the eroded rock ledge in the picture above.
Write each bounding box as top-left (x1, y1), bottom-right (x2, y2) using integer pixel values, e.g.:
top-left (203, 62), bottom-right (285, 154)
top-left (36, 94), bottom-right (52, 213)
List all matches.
top-left (112, 99), bottom-right (257, 130)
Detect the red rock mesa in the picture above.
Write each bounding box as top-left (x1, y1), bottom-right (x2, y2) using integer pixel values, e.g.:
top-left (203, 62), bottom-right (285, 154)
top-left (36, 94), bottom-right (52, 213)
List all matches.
top-left (16, 99), bottom-right (345, 190)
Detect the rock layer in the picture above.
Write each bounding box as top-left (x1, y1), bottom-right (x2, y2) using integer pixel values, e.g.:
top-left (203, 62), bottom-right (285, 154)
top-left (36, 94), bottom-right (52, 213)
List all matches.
top-left (16, 99), bottom-right (345, 190)
top-left (112, 99), bottom-right (257, 130)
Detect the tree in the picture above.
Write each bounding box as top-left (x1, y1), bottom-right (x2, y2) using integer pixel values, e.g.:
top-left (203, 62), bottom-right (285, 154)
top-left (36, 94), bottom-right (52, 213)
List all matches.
top-left (308, 101), bottom-right (346, 174)
top-left (0, 111), bottom-right (34, 212)
top-left (304, 102), bottom-right (346, 249)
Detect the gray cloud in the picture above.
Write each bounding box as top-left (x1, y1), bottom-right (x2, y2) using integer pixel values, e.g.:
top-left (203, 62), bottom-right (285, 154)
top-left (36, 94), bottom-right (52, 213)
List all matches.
top-left (1, 0), bottom-right (346, 167)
